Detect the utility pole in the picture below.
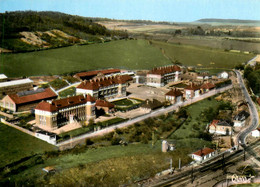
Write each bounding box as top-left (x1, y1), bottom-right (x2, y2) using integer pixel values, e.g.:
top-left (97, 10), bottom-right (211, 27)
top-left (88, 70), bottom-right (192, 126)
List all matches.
top-left (152, 131), bottom-right (155, 148)
top-left (179, 158), bottom-right (181, 170)
top-left (244, 147), bottom-right (246, 161)
top-left (191, 166), bottom-right (194, 184)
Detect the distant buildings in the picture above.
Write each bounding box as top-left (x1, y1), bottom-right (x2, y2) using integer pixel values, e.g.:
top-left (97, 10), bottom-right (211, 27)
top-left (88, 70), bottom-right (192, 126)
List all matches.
top-left (209, 120), bottom-right (233, 135)
top-left (0, 74), bottom-right (8, 82)
top-left (184, 83), bottom-right (201, 99)
top-left (191, 147), bottom-right (215, 162)
top-left (146, 65), bottom-right (181, 87)
top-left (0, 78), bottom-right (33, 97)
top-left (76, 75), bottom-right (132, 99)
top-left (0, 88), bottom-right (57, 112)
top-left (252, 128), bottom-right (260, 138)
top-left (200, 82), bottom-right (216, 93)
top-left (165, 88), bottom-right (183, 104)
top-left (74, 69), bottom-right (121, 81)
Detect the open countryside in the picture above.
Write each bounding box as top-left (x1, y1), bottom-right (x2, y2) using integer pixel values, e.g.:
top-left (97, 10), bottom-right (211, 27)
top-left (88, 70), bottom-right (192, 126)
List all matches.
top-left (0, 39), bottom-right (254, 77)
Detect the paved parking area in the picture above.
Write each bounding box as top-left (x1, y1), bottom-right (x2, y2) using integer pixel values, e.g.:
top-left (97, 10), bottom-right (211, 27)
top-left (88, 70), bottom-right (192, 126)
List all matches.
top-left (127, 83), bottom-right (169, 102)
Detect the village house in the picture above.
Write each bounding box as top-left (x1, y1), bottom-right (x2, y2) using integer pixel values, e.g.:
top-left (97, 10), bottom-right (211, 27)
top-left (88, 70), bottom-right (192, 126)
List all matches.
top-left (191, 147), bottom-right (215, 162)
top-left (233, 110), bottom-right (250, 127)
top-left (200, 82), bottom-right (216, 93)
top-left (74, 69), bottom-right (121, 81)
top-left (218, 71), bottom-right (229, 79)
top-left (95, 99), bottom-right (115, 114)
top-left (76, 75), bottom-right (132, 99)
top-left (0, 88), bottom-right (57, 112)
top-left (146, 65), bottom-right (181, 87)
top-left (0, 78), bottom-right (34, 97)
top-left (252, 128), bottom-right (260, 138)
top-left (184, 83), bottom-right (201, 99)
top-left (165, 88), bottom-right (183, 104)
top-left (209, 120), bottom-right (233, 135)
top-left (0, 74), bottom-right (8, 82)
top-left (35, 94), bottom-right (96, 130)
top-left (197, 72), bottom-right (212, 80)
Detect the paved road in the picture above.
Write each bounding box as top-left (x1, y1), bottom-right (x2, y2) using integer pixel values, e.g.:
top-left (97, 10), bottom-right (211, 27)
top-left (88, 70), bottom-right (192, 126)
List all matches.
top-left (57, 85), bottom-right (232, 147)
top-left (235, 70), bottom-right (259, 146)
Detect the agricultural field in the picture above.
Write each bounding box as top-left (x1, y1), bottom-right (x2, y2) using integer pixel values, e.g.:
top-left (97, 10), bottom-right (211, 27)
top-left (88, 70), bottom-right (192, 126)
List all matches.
top-left (0, 124), bottom-right (56, 168)
top-left (0, 40), bottom-right (171, 77)
top-left (151, 40), bottom-right (254, 68)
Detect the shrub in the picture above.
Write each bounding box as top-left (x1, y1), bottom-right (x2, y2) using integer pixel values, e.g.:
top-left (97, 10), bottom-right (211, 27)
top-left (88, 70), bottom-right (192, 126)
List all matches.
top-left (85, 139), bottom-right (94, 146)
top-left (111, 137), bottom-right (121, 145)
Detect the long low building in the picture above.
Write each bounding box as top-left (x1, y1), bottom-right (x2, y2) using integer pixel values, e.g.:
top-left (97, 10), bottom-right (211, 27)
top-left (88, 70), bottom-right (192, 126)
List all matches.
top-left (0, 78), bottom-right (33, 97)
top-left (146, 65), bottom-right (181, 87)
top-left (0, 88), bottom-right (58, 112)
top-left (74, 69), bottom-right (121, 81)
top-left (76, 75), bottom-right (132, 99)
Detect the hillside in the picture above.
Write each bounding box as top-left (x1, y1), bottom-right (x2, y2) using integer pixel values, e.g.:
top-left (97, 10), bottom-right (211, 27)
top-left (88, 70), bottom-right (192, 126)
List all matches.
top-left (0, 40), bottom-right (171, 77)
top-left (0, 11), bottom-right (128, 52)
top-left (0, 39), bottom-right (254, 77)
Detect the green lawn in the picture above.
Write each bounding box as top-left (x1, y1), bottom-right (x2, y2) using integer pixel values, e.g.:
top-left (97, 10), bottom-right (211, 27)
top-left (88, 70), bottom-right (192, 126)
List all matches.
top-left (59, 87), bottom-right (76, 98)
top-left (0, 124), bottom-right (56, 168)
top-left (170, 97), bottom-right (222, 139)
top-left (112, 99), bottom-right (133, 106)
top-left (0, 40), bottom-right (171, 77)
top-left (151, 40), bottom-right (254, 68)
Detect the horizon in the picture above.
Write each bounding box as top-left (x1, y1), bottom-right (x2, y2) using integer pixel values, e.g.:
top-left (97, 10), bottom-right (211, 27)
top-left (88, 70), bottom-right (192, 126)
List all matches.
top-left (0, 0), bottom-right (260, 22)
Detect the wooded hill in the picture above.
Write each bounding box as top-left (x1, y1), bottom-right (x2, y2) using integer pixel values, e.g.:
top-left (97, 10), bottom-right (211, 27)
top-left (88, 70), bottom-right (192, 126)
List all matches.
top-left (0, 11), bottom-right (128, 52)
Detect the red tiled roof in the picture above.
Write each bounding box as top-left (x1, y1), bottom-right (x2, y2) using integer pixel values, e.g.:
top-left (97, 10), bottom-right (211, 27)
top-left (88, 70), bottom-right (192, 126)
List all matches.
top-left (193, 147), bottom-right (215, 157)
top-left (165, 89), bottom-right (182, 97)
top-left (95, 99), bottom-right (115, 108)
top-left (209, 120), bottom-right (219, 128)
top-left (8, 88), bottom-right (57, 105)
top-left (185, 83), bottom-right (201, 90)
top-left (148, 65), bottom-right (181, 75)
top-left (200, 82), bottom-right (215, 90)
top-left (75, 69), bottom-right (121, 78)
top-left (35, 94), bottom-right (95, 112)
top-left (77, 75), bottom-right (132, 91)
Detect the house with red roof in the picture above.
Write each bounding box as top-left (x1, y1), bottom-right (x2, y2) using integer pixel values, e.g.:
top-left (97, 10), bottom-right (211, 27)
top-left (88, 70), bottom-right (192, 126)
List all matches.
top-left (165, 88), bottom-right (183, 104)
top-left (200, 82), bottom-right (216, 93)
top-left (95, 99), bottom-right (115, 114)
top-left (191, 147), bottom-right (215, 162)
top-left (208, 119), bottom-right (233, 135)
top-left (0, 88), bottom-right (57, 112)
top-left (184, 83), bottom-right (201, 99)
top-left (146, 65), bottom-right (181, 87)
top-left (76, 75), bottom-right (132, 99)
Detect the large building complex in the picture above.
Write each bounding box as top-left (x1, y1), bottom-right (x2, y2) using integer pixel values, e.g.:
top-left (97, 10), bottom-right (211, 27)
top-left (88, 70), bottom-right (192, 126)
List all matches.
top-left (0, 88), bottom-right (57, 112)
top-left (76, 75), bottom-right (132, 99)
top-left (146, 65), bottom-right (181, 87)
top-left (35, 95), bottom-right (96, 129)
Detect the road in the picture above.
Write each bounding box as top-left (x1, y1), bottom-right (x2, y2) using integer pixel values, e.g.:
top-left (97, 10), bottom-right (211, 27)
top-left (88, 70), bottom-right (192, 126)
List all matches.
top-left (147, 70), bottom-right (259, 187)
top-left (57, 85), bottom-right (232, 148)
top-left (235, 70), bottom-right (259, 146)
top-left (147, 140), bottom-right (260, 187)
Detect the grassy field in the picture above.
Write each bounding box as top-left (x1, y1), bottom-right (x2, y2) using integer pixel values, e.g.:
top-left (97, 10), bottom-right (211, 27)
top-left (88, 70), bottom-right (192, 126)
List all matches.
top-left (170, 97), bottom-right (223, 139)
top-left (151, 40), bottom-right (254, 68)
top-left (0, 40), bottom-right (171, 77)
top-left (59, 87), bottom-right (76, 98)
top-left (0, 124), bottom-right (56, 168)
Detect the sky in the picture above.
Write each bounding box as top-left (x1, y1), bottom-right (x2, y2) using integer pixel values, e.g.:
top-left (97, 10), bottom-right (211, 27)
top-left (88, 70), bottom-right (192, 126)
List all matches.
top-left (0, 0), bottom-right (260, 22)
